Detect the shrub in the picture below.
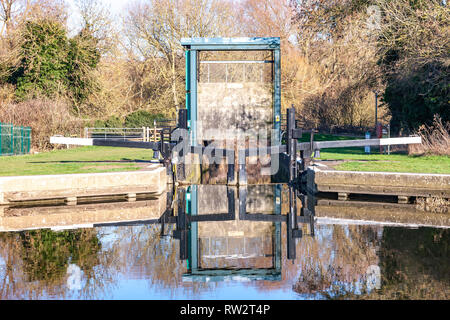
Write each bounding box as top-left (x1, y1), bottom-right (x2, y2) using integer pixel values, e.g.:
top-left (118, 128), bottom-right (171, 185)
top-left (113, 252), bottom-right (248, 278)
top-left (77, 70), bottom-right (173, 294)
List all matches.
top-left (377, 0), bottom-right (449, 133)
top-left (6, 19), bottom-right (100, 109)
top-left (408, 115), bottom-right (450, 156)
top-left (11, 19), bottom-right (69, 101)
top-left (0, 98), bottom-right (83, 151)
top-left (124, 110), bottom-right (165, 128)
top-left (93, 116), bottom-right (123, 128)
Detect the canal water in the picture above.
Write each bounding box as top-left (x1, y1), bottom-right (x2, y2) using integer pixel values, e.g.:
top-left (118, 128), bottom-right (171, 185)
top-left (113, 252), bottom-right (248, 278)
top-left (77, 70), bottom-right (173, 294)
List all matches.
top-left (0, 184), bottom-right (448, 300)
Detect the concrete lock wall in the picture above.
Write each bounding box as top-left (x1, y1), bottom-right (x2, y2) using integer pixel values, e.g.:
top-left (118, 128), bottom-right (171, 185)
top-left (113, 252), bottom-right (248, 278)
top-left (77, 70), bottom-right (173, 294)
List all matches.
top-left (0, 166), bottom-right (167, 205)
top-left (307, 167), bottom-right (450, 198)
top-left (0, 194), bottom-right (167, 232)
top-left (314, 199), bottom-right (450, 228)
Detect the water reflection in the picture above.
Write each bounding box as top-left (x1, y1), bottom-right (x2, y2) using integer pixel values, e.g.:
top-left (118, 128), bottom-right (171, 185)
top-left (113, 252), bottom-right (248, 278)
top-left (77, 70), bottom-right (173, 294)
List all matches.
top-left (0, 184), bottom-right (448, 299)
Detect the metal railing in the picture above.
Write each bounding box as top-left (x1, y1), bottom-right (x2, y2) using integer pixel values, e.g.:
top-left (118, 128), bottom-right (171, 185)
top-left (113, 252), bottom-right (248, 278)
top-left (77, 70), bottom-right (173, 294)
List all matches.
top-left (84, 127), bottom-right (146, 141)
top-left (0, 123), bottom-right (32, 156)
top-left (84, 120), bottom-right (177, 143)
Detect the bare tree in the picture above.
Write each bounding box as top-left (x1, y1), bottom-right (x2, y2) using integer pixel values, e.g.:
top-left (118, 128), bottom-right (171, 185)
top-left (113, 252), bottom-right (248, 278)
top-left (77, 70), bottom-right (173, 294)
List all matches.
top-left (0, 0), bottom-right (28, 35)
top-left (236, 0), bottom-right (296, 40)
top-left (1, 0), bottom-right (68, 36)
top-left (286, 0), bottom-right (384, 129)
top-left (74, 0), bottom-right (118, 55)
top-left (123, 0), bottom-right (235, 111)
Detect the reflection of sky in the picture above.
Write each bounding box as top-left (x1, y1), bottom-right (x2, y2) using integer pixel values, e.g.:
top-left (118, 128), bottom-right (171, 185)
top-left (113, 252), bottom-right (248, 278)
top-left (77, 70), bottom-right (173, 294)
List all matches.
top-left (100, 277), bottom-right (306, 300)
top-left (0, 256), bottom-right (5, 283)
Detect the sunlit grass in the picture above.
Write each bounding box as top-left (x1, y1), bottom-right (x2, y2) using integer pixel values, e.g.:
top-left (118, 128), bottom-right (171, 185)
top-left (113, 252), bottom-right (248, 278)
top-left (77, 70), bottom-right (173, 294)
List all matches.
top-left (303, 133), bottom-right (450, 174)
top-left (0, 146), bottom-right (154, 176)
top-left (326, 154), bottom-right (450, 174)
top-left (0, 135), bottom-right (448, 176)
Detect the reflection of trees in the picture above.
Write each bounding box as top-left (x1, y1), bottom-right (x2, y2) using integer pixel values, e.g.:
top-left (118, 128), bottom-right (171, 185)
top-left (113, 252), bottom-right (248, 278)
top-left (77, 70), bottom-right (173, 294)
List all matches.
top-left (0, 229), bottom-right (115, 299)
top-left (114, 224), bottom-right (224, 296)
top-left (293, 225), bottom-right (381, 297)
top-left (4, 215), bottom-right (445, 299)
top-left (19, 230), bottom-right (101, 283)
top-left (107, 225), bottom-right (184, 291)
top-left (106, 225), bottom-right (214, 296)
top-left (291, 225), bottom-right (449, 299)
top-left (108, 225), bottom-right (183, 286)
top-left (0, 232), bottom-right (25, 299)
top-left (0, 223), bottom-right (223, 299)
top-left (363, 227), bottom-right (449, 300)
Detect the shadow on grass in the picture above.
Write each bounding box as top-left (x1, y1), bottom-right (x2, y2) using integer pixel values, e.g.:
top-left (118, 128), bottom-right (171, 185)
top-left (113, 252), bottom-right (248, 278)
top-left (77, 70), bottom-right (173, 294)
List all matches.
top-left (320, 147), bottom-right (408, 155)
top-left (28, 159), bottom-right (161, 164)
top-left (316, 159), bottom-right (385, 163)
top-left (299, 133), bottom-right (363, 142)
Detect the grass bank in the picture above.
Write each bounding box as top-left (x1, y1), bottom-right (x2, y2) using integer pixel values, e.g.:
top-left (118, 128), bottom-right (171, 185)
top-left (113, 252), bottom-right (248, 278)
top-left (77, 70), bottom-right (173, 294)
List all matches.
top-left (0, 135), bottom-right (448, 176)
top-left (302, 133), bottom-right (450, 174)
top-left (0, 146), bottom-right (154, 176)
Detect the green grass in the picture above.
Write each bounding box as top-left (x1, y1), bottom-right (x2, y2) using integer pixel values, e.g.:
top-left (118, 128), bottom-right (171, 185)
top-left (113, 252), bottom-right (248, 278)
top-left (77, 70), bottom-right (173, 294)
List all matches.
top-left (304, 134), bottom-right (450, 174)
top-left (320, 151), bottom-right (450, 174)
top-left (0, 146), bottom-right (154, 176)
top-left (0, 134), bottom-right (448, 176)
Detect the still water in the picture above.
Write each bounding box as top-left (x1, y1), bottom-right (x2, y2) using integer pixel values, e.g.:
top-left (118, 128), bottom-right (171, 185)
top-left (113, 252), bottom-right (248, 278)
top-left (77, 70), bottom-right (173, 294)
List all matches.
top-left (0, 184), bottom-right (448, 300)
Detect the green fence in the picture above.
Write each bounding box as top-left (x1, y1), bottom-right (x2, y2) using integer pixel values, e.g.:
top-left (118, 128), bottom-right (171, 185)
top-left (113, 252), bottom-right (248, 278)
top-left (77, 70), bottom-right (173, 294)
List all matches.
top-left (0, 123), bottom-right (32, 156)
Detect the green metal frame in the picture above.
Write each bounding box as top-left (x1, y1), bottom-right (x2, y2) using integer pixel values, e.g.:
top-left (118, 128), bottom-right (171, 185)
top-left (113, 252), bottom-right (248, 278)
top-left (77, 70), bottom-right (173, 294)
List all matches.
top-left (186, 185), bottom-right (198, 271)
top-left (181, 37), bottom-right (282, 145)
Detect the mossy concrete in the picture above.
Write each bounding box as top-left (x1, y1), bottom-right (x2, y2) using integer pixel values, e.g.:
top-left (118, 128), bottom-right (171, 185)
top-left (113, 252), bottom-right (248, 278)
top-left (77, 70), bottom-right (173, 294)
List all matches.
top-left (0, 194), bottom-right (167, 232)
top-left (307, 166), bottom-right (450, 198)
top-left (315, 199), bottom-right (450, 228)
top-left (0, 166), bottom-right (167, 205)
